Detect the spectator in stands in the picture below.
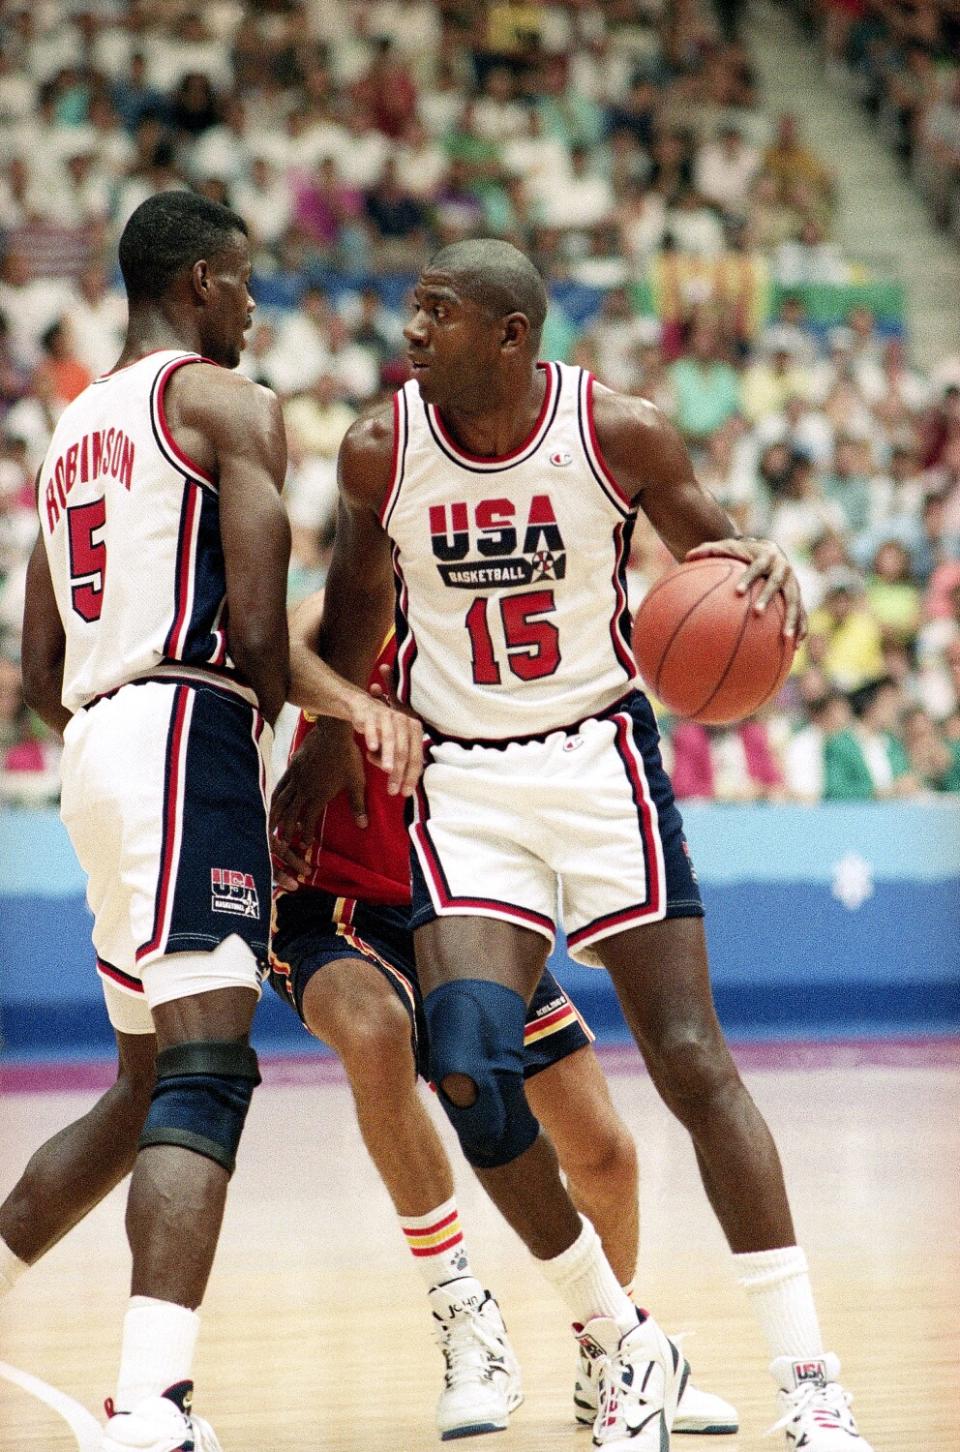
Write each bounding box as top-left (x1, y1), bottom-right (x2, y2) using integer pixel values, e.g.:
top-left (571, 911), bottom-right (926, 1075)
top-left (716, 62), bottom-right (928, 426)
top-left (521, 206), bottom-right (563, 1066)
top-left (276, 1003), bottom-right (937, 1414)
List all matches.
top-left (866, 539), bottom-right (922, 643)
top-left (364, 159), bottom-right (428, 267)
top-left (355, 38), bottom-right (418, 141)
top-left (774, 218), bottom-right (846, 286)
top-left (35, 319), bottom-right (92, 408)
top-left (823, 676), bottom-right (916, 799)
top-left (783, 688), bottom-right (851, 802)
top-left (741, 329), bottom-right (811, 421)
top-left (806, 567), bottom-right (886, 690)
top-left (292, 156), bottom-right (363, 255)
top-left (694, 124), bottom-right (760, 217)
top-left (762, 112), bottom-right (834, 208)
top-left (767, 449), bottom-right (846, 564)
top-left (903, 704), bottom-right (960, 791)
top-left (233, 157), bottom-right (293, 253)
top-left (170, 71), bottom-right (220, 142)
top-left (671, 717), bottom-right (785, 802)
top-left (824, 436), bottom-right (874, 535)
top-left (111, 50), bottom-right (167, 134)
top-left (669, 320), bottom-right (741, 443)
top-left (0, 247), bottom-right (75, 370)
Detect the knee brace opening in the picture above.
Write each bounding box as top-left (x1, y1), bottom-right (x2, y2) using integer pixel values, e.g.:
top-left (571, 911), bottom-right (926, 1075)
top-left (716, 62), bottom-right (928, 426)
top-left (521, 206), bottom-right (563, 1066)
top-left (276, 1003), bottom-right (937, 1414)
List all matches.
top-left (440, 1072), bottom-right (479, 1108)
top-left (138, 1039), bottom-right (261, 1176)
top-left (425, 979), bottom-right (540, 1170)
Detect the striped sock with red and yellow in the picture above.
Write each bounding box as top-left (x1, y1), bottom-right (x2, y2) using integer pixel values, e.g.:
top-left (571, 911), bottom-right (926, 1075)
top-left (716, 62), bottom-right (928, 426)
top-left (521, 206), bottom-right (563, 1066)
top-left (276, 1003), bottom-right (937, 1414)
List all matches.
top-left (399, 1196), bottom-right (473, 1290)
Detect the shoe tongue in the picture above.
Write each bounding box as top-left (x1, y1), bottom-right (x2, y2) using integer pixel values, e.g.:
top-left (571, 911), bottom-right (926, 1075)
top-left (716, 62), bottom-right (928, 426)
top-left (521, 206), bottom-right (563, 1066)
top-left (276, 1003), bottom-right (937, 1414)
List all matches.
top-left (786, 1358), bottom-right (828, 1390)
top-left (430, 1276), bottom-right (484, 1321)
top-left (162, 1381), bottom-right (195, 1417)
top-left (575, 1316), bottom-right (622, 1361)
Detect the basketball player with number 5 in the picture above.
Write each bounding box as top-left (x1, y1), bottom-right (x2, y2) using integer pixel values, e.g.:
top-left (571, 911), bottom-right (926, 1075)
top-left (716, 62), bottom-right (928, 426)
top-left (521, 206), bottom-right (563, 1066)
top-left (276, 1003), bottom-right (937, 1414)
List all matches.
top-left (277, 238), bottom-right (875, 1451)
top-left (0, 192), bottom-right (406, 1452)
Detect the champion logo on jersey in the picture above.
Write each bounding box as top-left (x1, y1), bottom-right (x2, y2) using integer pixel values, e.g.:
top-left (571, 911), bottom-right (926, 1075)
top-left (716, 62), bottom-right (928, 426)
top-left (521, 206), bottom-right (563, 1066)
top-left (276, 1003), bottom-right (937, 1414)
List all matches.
top-left (210, 868), bottom-right (260, 919)
top-left (549, 448), bottom-right (573, 467)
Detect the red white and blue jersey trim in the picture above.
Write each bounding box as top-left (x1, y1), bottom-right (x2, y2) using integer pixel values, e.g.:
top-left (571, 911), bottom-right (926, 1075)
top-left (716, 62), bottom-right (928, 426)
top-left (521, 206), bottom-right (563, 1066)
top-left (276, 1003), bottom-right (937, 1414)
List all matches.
top-left (424, 362), bottom-right (560, 473)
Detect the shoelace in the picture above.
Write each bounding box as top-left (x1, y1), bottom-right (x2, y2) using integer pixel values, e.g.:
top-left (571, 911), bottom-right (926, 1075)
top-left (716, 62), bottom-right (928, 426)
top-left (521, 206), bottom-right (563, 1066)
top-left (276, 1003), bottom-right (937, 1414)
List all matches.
top-left (595, 1351), bottom-right (656, 1436)
top-left (438, 1309), bottom-right (506, 1391)
top-left (764, 1380), bottom-right (855, 1438)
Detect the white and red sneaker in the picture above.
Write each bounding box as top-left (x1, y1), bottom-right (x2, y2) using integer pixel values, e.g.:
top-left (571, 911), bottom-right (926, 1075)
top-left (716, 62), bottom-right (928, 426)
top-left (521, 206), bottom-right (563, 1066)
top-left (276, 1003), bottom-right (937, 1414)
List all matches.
top-left (101, 1381), bottom-right (222, 1452)
top-left (768, 1355), bottom-right (874, 1450)
top-left (575, 1339), bottom-right (738, 1435)
top-left (576, 1313), bottom-right (688, 1450)
top-left (430, 1276), bottom-right (523, 1440)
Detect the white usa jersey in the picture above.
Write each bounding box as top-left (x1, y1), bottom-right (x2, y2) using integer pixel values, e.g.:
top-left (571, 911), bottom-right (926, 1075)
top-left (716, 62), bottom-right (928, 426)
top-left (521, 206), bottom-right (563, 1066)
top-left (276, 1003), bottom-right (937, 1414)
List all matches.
top-left (381, 362), bottom-right (639, 742)
top-left (38, 349), bottom-right (250, 713)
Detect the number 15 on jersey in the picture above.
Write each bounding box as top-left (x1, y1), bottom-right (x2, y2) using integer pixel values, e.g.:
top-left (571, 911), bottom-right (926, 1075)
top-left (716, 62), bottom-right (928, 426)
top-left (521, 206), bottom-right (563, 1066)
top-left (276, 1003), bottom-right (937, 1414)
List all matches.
top-left (465, 589), bottom-right (561, 685)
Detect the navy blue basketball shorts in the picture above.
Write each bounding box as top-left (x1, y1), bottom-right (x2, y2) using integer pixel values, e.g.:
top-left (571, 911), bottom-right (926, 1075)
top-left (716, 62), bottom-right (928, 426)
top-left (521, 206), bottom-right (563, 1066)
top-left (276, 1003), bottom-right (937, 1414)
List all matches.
top-left (409, 690), bottom-right (704, 968)
top-left (60, 677), bottom-right (273, 1032)
top-left (268, 887), bottom-right (594, 1080)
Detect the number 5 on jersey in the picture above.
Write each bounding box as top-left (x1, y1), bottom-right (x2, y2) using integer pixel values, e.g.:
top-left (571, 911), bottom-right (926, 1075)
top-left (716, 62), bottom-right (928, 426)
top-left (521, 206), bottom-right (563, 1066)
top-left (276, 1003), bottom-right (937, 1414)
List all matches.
top-left (465, 589), bottom-right (560, 685)
top-left (67, 497), bottom-right (107, 621)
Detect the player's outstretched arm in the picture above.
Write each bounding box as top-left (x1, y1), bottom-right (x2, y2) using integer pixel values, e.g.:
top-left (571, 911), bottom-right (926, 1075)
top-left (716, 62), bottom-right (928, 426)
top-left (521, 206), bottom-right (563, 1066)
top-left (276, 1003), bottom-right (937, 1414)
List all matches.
top-left (170, 366), bottom-right (292, 722)
top-left (593, 384), bottom-right (806, 639)
top-left (271, 407), bottom-right (421, 843)
top-left (287, 588), bottom-right (423, 797)
top-left (21, 533), bottom-right (71, 736)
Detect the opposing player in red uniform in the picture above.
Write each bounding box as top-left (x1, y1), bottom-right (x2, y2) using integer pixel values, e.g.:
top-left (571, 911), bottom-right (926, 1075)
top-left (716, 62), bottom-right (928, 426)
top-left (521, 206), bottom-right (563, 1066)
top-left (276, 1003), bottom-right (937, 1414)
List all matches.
top-left (274, 238), bottom-right (875, 1452)
top-left (269, 596), bottom-right (738, 1441)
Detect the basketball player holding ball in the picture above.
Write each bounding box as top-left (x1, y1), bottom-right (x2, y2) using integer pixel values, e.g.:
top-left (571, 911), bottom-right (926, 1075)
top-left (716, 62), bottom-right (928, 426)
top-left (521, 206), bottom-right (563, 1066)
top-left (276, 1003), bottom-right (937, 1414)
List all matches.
top-left (275, 239), bottom-right (874, 1452)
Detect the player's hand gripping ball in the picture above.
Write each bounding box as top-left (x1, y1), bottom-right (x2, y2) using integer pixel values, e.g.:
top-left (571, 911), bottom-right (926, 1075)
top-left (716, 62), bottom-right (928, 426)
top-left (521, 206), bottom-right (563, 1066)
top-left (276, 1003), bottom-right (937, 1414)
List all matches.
top-left (632, 556), bottom-right (796, 724)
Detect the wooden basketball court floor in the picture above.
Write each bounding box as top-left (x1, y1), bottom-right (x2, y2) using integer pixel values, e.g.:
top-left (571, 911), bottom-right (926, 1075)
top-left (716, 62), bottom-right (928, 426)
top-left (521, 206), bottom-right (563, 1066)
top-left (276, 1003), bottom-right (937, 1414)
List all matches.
top-left (1, 1042), bottom-right (958, 1451)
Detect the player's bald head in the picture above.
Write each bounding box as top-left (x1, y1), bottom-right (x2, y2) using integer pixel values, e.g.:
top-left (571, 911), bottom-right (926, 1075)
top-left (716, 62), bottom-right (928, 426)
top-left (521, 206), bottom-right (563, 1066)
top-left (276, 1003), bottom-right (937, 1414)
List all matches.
top-left (423, 239), bottom-right (548, 352)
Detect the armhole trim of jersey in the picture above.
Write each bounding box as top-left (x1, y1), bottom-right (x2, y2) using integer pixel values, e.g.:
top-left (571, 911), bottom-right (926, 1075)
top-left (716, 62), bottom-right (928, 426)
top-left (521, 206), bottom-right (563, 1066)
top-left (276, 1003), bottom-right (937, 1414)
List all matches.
top-left (150, 355), bottom-right (219, 492)
top-left (379, 387), bottom-right (408, 529)
top-left (578, 371), bottom-right (634, 516)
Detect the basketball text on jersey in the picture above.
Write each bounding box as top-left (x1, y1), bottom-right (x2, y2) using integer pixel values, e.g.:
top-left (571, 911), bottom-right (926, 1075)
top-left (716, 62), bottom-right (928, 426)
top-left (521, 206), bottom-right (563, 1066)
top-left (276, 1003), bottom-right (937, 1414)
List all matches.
top-left (43, 426), bottom-right (136, 531)
top-left (382, 362), bottom-right (639, 742)
top-left (429, 496), bottom-right (566, 588)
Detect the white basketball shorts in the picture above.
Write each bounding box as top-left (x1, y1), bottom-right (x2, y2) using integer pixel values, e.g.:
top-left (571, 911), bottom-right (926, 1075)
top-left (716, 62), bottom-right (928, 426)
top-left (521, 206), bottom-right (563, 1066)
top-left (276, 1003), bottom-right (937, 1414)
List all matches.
top-left (408, 690), bottom-right (703, 968)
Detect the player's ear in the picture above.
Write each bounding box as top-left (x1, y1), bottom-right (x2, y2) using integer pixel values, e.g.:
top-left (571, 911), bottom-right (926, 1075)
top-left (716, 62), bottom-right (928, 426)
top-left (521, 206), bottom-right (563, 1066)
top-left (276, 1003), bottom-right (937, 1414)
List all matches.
top-left (191, 259), bottom-right (212, 302)
top-left (501, 312), bottom-right (530, 354)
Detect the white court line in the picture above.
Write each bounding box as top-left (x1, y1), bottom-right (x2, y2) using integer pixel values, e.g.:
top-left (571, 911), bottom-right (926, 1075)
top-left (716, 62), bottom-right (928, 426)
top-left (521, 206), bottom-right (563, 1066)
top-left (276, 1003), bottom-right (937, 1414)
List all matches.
top-left (0, 1359), bottom-right (102, 1451)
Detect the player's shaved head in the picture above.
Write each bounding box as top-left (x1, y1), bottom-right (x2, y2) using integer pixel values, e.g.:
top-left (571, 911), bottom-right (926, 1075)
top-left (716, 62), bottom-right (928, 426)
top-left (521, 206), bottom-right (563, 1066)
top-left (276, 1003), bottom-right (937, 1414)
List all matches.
top-left (424, 239), bottom-right (548, 351)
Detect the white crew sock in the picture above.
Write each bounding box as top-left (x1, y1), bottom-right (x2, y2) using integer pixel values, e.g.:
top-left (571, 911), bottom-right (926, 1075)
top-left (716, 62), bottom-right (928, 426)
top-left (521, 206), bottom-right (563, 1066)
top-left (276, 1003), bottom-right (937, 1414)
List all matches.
top-left (0, 1237), bottom-right (28, 1298)
top-left (399, 1196), bottom-right (474, 1290)
top-left (734, 1246), bottom-right (824, 1361)
top-left (538, 1216), bottom-right (637, 1334)
top-left (114, 1297), bottom-right (201, 1412)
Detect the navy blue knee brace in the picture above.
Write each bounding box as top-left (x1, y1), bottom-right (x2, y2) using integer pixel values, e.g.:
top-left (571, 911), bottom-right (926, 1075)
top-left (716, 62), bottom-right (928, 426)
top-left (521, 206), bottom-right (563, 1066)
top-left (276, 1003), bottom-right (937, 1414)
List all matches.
top-left (139, 1040), bottom-right (261, 1176)
top-left (424, 978), bottom-right (540, 1170)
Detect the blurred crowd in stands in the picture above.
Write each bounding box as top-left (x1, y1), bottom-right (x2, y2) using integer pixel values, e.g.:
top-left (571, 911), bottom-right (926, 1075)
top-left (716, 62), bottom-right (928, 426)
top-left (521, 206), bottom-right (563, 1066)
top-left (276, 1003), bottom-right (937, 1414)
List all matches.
top-left (0, 0), bottom-right (959, 806)
top-left (794, 0), bottom-right (960, 242)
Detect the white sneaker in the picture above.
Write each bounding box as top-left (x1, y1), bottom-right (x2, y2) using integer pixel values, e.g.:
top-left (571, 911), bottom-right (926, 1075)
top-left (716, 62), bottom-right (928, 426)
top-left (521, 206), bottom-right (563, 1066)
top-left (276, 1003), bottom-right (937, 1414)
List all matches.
top-left (575, 1342), bottom-right (737, 1435)
top-left (576, 1314), bottom-right (688, 1450)
top-left (430, 1276), bottom-right (523, 1440)
top-left (768, 1355), bottom-right (874, 1450)
top-left (101, 1382), bottom-right (223, 1452)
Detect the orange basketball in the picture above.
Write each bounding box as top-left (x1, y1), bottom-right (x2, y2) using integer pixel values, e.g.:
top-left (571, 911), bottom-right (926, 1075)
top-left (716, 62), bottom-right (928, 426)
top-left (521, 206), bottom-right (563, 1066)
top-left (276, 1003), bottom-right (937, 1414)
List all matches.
top-left (632, 556), bottom-right (796, 724)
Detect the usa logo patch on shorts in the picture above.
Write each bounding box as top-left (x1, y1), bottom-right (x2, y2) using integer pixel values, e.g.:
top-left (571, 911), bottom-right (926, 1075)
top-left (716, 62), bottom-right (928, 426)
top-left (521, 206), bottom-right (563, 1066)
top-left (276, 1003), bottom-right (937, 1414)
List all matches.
top-left (211, 867), bottom-right (261, 919)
